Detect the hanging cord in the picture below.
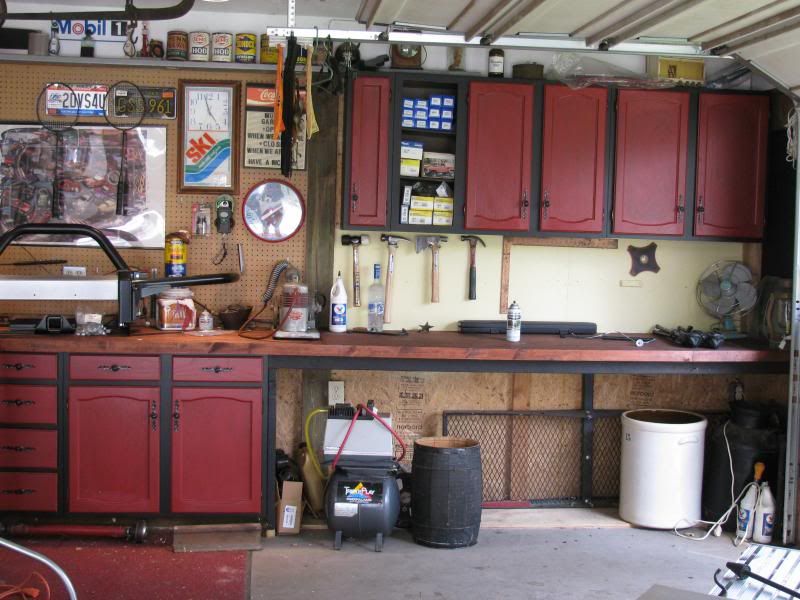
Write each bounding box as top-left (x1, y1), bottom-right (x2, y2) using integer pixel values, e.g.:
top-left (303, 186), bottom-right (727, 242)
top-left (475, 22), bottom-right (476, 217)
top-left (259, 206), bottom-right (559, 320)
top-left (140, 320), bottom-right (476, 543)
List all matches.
top-left (238, 286), bottom-right (298, 340)
top-left (786, 106), bottom-right (797, 168)
top-left (0, 572), bottom-right (51, 600)
top-left (304, 407), bottom-right (329, 480)
top-left (0, 536), bottom-right (75, 600)
top-left (672, 421), bottom-right (760, 543)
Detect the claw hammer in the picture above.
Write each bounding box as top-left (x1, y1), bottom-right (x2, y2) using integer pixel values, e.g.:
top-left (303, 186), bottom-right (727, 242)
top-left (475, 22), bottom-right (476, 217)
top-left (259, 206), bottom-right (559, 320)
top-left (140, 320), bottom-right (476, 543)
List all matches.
top-left (461, 235), bottom-right (486, 300)
top-left (416, 235), bottom-right (448, 303)
top-left (341, 235), bottom-right (369, 306)
top-left (380, 234), bottom-right (410, 323)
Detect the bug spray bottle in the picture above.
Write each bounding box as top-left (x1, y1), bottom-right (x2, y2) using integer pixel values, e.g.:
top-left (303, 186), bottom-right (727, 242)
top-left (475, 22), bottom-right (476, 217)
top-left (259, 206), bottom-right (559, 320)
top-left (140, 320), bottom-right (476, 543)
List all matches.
top-left (329, 271), bottom-right (348, 333)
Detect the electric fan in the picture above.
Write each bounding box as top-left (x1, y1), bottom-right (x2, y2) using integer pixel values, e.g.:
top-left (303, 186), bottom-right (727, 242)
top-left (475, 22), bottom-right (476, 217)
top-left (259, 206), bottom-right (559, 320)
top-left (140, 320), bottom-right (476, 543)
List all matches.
top-left (697, 260), bottom-right (758, 338)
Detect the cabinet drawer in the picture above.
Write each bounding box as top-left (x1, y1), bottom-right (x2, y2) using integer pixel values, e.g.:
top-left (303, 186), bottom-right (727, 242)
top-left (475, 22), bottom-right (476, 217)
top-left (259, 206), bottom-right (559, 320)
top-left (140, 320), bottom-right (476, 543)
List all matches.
top-left (0, 354), bottom-right (57, 380)
top-left (0, 472), bottom-right (57, 511)
top-left (70, 355), bottom-right (160, 381)
top-left (173, 357), bottom-right (262, 382)
top-left (0, 430), bottom-right (57, 468)
top-left (0, 385), bottom-right (57, 424)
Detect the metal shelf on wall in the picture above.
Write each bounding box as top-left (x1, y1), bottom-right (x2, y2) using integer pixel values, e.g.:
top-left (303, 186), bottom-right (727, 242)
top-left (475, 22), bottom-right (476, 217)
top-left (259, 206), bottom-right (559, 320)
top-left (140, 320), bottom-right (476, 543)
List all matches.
top-left (0, 53), bottom-right (280, 72)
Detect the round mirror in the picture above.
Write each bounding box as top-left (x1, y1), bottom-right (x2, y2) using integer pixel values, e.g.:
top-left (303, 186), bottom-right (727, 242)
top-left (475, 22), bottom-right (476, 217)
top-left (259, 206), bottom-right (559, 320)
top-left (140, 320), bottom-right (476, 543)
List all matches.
top-left (241, 179), bottom-right (305, 242)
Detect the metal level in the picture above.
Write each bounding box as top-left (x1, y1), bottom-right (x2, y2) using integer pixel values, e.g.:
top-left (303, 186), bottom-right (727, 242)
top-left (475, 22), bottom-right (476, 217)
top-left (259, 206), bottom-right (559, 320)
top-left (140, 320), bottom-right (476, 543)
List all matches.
top-left (0, 276), bottom-right (118, 300)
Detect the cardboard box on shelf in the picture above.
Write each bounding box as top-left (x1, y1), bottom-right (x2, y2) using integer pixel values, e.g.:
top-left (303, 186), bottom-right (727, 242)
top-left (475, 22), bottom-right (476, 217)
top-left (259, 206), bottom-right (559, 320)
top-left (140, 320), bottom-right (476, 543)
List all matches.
top-left (402, 185), bottom-right (413, 205)
top-left (401, 118), bottom-right (414, 128)
top-left (402, 97), bottom-right (415, 109)
top-left (414, 119), bottom-right (428, 129)
top-left (433, 197), bottom-right (454, 211)
top-left (400, 158), bottom-right (421, 177)
top-left (442, 95), bottom-right (456, 108)
top-left (441, 108), bottom-right (455, 120)
top-left (401, 140), bottom-right (424, 160)
top-left (402, 108), bottom-right (414, 119)
top-left (409, 208), bottom-right (433, 225)
top-left (414, 109), bottom-right (428, 120)
top-left (433, 210), bottom-right (453, 226)
top-left (277, 481), bottom-right (303, 535)
top-left (427, 119), bottom-right (441, 130)
top-left (440, 119), bottom-right (453, 131)
top-left (428, 107), bottom-right (441, 119)
top-left (414, 99), bottom-right (428, 110)
top-left (400, 204), bottom-right (409, 224)
top-left (410, 196), bottom-right (435, 210)
top-left (429, 95), bottom-right (443, 107)
top-left (422, 152), bottom-right (456, 179)
top-left (645, 56), bottom-right (705, 84)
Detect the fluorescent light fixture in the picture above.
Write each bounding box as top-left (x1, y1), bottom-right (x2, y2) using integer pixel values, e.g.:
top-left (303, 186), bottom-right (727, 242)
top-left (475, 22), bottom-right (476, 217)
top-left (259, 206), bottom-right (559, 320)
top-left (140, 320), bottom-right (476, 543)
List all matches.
top-left (202, 0), bottom-right (229, 3)
top-left (393, 21), bottom-right (448, 31)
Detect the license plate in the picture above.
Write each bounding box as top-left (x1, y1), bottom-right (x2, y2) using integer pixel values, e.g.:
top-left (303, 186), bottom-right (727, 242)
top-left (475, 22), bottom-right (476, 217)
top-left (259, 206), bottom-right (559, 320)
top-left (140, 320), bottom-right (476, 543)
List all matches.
top-left (47, 84), bottom-right (108, 117)
top-left (111, 87), bottom-right (177, 120)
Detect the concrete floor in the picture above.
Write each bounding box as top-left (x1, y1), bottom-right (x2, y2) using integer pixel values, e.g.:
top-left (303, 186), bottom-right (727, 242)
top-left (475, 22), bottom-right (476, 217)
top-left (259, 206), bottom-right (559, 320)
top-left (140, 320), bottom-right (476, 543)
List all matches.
top-left (250, 526), bottom-right (744, 600)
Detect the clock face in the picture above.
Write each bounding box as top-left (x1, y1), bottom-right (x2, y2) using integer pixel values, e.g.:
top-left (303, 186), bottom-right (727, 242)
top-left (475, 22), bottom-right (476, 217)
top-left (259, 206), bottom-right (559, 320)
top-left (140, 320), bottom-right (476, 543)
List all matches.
top-left (187, 88), bottom-right (231, 132)
top-left (398, 44), bottom-right (420, 58)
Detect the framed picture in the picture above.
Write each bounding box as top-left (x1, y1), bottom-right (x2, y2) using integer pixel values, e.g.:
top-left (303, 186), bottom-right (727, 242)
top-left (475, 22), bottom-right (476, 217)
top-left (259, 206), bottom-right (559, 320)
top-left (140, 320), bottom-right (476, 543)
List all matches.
top-left (178, 81), bottom-right (240, 194)
top-left (0, 122), bottom-right (167, 248)
top-left (244, 84), bottom-right (306, 171)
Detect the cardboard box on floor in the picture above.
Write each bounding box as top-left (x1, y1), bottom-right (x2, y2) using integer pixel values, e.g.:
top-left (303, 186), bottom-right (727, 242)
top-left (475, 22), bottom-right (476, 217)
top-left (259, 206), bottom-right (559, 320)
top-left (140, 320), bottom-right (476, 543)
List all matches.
top-left (277, 481), bottom-right (303, 535)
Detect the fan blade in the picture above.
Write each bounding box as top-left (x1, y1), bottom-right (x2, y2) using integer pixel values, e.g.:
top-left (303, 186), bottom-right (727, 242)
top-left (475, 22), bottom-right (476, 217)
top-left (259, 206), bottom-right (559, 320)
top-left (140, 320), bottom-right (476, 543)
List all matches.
top-left (701, 275), bottom-right (722, 300)
top-left (734, 282), bottom-right (758, 310)
top-left (712, 295), bottom-right (736, 315)
top-left (727, 263), bottom-right (752, 285)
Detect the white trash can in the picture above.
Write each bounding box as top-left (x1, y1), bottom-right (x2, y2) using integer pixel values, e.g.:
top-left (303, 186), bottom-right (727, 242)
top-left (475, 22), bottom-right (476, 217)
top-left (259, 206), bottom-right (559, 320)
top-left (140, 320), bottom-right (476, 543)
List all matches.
top-left (619, 409), bottom-right (707, 529)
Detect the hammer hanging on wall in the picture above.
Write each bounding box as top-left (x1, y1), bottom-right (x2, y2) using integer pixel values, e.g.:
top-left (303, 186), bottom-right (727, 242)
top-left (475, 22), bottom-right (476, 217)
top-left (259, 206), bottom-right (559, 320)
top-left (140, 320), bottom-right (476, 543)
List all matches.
top-left (461, 235), bottom-right (485, 300)
top-left (341, 235), bottom-right (369, 307)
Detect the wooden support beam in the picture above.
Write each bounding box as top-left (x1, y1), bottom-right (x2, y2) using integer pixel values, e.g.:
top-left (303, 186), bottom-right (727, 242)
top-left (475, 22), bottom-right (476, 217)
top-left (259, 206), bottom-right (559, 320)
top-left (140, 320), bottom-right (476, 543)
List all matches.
top-left (449, 0), bottom-right (477, 30)
top-left (688, 0), bottom-right (788, 42)
top-left (722, 15), bottom-right (800, 53)
top-left (499, 237), bottom-right (619, 313)
top-left (465, 0), bottom-right (518, 41)
top-left (606, 0), bottom-right (709, 47)
top-left (485, 0), bottom-right (550, 43)
top-left (570, 0), bottom-right (630, 38)
top-left (585, 0), bottom-right (677, 47)
top-left (702, 4), bottom-right (800, 51)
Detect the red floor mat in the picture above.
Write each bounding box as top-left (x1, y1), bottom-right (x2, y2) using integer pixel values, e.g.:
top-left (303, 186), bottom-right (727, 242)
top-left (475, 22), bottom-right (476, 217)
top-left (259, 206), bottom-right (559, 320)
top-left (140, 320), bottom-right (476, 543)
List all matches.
top-left (0, 538), bottom-right (249, 600)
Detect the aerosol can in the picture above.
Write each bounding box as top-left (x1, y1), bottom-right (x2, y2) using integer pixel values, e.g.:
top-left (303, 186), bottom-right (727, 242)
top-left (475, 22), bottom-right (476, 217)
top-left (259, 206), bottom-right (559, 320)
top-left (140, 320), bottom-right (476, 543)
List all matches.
top-left (329, 271), bottom-right (348, 333)
top-left (506, 301), bottom-right (521, 342)
top-left (753, 482), bottom-right (775, 544)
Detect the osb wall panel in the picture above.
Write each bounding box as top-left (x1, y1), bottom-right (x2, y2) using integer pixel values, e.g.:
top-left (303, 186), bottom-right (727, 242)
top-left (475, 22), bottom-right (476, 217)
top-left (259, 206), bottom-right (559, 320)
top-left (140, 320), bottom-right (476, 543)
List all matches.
top-left (0, 62), bottom-right (307, 317)
top-left (276, 369), bottom-right (302, 453)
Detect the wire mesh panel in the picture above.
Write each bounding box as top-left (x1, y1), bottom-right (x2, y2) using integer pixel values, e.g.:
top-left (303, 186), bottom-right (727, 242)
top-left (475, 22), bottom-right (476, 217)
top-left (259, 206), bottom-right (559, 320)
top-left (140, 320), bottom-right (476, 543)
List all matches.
top-left (443, 410), bottom-right (622, 506)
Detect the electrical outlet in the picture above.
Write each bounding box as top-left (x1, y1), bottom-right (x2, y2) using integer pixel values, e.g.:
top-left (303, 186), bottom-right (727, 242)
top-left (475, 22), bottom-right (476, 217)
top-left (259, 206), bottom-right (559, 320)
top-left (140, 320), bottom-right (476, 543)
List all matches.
top-left (63, 265), bottom-right (86, 277)
top-left (328, 381), bottom-right (345, 406)
top-left (619, 280), bottom-right (643, 288)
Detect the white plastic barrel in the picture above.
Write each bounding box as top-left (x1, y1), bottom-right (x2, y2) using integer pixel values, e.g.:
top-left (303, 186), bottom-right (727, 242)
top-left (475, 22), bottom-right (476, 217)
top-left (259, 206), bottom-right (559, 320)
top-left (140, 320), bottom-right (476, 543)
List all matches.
top-left (619, 409), bottom-right (707, 529)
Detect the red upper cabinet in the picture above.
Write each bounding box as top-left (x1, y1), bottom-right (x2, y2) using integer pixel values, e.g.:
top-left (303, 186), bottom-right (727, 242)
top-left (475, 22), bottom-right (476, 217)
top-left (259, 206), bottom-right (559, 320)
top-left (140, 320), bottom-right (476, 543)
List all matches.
top-left (695, 94), bottom-right (768, 239)
top-left (348, 76), bottom-right (391, 227)
top-left (613, 90), bottom-right (689, 235)
top-left (465, 82), bottom-right (534, 231)
top-left (171, 388), bottom-right (262, 513)
top-left (541, 85), bottom-right (607, 233)
top-left (69, 386), bottom-right (160, 513)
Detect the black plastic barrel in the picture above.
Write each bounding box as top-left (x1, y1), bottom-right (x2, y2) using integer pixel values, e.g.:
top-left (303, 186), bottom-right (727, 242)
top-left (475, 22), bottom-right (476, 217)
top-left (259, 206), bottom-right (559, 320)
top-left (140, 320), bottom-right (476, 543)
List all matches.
top-left (411, 437), bottom-right (482, 548)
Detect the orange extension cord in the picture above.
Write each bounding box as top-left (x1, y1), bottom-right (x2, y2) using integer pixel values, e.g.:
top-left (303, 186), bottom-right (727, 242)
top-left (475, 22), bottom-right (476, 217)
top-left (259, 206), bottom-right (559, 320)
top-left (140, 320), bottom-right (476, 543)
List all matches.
top-left (0, 572), bottom-right (51, 600)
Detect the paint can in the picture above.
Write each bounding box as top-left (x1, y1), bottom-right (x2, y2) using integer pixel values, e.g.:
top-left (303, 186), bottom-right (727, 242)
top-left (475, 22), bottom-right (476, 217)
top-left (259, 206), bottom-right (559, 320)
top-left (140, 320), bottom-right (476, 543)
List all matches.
top-left (189, 31), bottom-right (211, 61)
top-left (259, 33), bottom-right (278, 64)
top-left (166, 30), bottom-right (188, 61)
top-left (211, 32), bottom-right (233, 62)
top-left (165, 232), bottom-right (189, 277)
top-left (235, 33), bottom-right (257, 63)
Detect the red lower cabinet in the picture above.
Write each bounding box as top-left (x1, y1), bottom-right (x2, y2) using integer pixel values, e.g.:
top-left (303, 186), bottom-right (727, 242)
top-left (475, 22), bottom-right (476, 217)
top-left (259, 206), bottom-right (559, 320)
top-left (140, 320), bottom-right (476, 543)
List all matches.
top-left (68, 386), bottom-right (160, 513)
top-left (171, 388), bottom-right (262, 513)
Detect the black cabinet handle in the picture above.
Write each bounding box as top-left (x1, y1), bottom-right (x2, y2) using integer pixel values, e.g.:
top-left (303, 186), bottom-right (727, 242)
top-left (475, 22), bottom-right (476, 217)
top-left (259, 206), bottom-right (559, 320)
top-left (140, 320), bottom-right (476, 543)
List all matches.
top-left (697, 195), bottom-right (704, 223)
top-left (542, 190), bottom-right (550, 220)
top-left (150, 400), bottom-right (158, 431)
top-left (173, 400), bottom-right (180, 432)
top-left (3, 363), bottom-right (34, 371)
top-left (676, 194), bottom-right (684, 222)
top-left (2, 488), bottom-right (35, 495)
top-left (98, 364), bottom-right (132, 372)
top-left (200, 366), bottom-right (233, 374)
top-left (521, 190), bottom-right (529, 219)
top-left (351, 183), bottom-right (359, 212)
top-left (1, 399), bottom-right (35, 407)
top-left (1, 445), bottom-right (35, 452)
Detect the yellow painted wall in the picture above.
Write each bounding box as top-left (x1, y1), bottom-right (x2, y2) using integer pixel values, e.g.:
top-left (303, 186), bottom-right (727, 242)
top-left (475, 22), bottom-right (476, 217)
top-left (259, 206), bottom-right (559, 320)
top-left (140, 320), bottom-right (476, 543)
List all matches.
top-left (333, 230), bottom-right (745, 332)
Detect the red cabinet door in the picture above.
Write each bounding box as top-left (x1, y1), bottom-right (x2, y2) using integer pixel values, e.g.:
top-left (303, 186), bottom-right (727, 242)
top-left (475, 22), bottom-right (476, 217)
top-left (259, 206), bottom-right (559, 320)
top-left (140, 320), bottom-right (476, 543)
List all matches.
top-left (541, 85), bottom-right (607, 233)
top-left (695, 94), bottom-right (768, 239)
top-left (465, 81), bottom-right (534, 231)
top-left (348, 76), bottom-right (391, 227)
top-left (613, 90), bottom-right (689, 235)
top-left (171, 388), bottom-right (262, 513)
top-left (69, 386), bottom-right (160, 513)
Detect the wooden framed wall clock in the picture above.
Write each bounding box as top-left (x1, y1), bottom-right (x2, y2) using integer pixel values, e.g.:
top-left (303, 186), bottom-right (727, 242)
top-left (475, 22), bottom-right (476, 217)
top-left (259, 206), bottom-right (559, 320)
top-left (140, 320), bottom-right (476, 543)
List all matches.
top-left (178, 80), bottom-right (240, 194)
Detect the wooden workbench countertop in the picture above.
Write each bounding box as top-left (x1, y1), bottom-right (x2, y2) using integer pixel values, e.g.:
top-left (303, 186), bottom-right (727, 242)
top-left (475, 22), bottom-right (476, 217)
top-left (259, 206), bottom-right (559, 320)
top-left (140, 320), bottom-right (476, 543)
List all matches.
top-left (0, 329), bottom-right (787, 364)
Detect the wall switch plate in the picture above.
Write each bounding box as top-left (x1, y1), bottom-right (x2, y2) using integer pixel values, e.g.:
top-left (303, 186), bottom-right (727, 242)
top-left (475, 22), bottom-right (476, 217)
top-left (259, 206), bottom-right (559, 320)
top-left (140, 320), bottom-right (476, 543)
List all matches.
top-left (328, 381), bottom-right (345, 406)
top-left (63, 266), bottom-right (87, 277)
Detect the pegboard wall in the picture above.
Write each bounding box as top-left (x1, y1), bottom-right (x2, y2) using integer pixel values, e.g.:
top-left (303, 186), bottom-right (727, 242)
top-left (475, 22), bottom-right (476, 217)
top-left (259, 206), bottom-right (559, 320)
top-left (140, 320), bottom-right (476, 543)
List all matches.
top-left (0, 61), bottom-right (310, 317)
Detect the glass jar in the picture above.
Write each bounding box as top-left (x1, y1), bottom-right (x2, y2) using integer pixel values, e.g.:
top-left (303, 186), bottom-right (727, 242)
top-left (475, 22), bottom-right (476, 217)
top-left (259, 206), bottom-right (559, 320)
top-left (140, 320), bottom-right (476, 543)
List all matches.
top-left (488, 48), bottom-right (504, 78)
top-left (157, 287), bottom-right (196, 330)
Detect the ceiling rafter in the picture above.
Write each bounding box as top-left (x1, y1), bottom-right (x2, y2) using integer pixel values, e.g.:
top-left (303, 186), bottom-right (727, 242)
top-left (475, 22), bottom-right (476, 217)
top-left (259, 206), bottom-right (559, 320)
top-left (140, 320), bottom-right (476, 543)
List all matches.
top-left (702, 4), bottom-right (800, 50)
top-left (449, 0), bottom-right (477, 31)
top-left (484, 0), bottom-right (551, 43)
top-left (464, 0), bottom-right (520, 41)
top-left (723, 15), bottom-right (800, 53)
top-left (585, 0), bottom-right (681, 47)
top-left (605, 0), bottom-right (710, 47)
top-left (688, 0), bottom-right (789, 42)
top-left (570, 0), bottom-right (630, 38)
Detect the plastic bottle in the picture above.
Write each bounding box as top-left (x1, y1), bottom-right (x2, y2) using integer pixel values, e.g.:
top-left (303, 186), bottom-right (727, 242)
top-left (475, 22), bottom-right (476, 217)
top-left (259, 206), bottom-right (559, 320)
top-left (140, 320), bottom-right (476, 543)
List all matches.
top-left (506, 300), bottom-right (521, 342)
top-left (367, 264), bottom-right (384, 333)
top-left (753, 482), bottom-right (775, 544)
top-left (198, 310), bottom-right (213, 331)
top-left (329, 271), bottom-right (348, 333)
top-left (737, 483), bottom-right (758, 541)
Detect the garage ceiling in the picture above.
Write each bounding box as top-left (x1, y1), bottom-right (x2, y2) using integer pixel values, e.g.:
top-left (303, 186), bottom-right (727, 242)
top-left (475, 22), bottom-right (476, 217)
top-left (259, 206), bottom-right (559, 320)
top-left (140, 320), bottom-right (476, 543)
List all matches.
top-left (3, 0), bottom-right (800, 94)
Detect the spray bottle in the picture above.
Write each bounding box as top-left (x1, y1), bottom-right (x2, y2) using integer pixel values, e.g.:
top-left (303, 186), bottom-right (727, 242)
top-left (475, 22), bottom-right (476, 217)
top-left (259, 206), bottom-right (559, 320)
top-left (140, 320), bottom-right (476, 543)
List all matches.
top-left (753, 481), bottom-right (775, 544)
top-left (329, 271), bottom-right (348, 333)
top-left (737, 462), bottom-right (765, 542)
